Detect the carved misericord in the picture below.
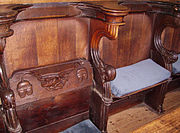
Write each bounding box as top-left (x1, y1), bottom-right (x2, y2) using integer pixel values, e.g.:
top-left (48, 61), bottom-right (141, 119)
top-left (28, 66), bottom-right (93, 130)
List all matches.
top-left (17, 79), bottom-right (33, 98)
top-left (31, 69), bottom-right (73, 91)
top-left (14, 59), bottom-right (89, 93)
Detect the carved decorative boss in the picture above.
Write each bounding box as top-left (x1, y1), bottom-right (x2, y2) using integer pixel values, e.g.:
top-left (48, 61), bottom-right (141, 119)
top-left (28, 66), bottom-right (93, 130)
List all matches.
top-left (15, 59), bottom-right (89, 95)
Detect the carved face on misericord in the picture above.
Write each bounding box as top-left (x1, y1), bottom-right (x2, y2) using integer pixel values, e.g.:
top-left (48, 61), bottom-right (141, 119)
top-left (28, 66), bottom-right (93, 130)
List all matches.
top-left (17, 80), bottom-right (33, 98)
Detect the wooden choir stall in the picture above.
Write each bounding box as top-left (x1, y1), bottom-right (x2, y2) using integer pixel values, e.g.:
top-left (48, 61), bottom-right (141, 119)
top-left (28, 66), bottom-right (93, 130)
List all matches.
top-left (0, 1), bottom-right (179, 133)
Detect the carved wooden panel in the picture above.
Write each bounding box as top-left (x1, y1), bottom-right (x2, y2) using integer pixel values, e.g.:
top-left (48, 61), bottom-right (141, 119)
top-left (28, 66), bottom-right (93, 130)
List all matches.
top-left (9, 59), bottom-right (92, 106)
top-left (31, 69), bottom-right (73, 91)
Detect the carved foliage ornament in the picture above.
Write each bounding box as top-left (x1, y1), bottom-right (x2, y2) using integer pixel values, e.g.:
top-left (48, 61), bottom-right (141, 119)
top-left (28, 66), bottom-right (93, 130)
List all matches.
top-left (31, 69), bottom-right (73, 91)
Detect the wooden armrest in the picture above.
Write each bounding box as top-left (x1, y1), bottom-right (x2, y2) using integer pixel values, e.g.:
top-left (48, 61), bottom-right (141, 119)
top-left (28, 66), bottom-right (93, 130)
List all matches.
top-left (152, 14), bottom-right (179, 69)
top-left (93, 60), bottom-right (116, 84)
top-left (78, 1), bottom-right (128, 85)
top-left (160, 48), bottom-right (178, 64)
top-left (104, 64), bottom-right (116, 82)
top-left (153, 44), bottom-right (178, 64)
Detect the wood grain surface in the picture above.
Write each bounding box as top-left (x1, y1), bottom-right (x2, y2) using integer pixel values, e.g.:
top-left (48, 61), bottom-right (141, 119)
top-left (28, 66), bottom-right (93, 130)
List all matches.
top-left (133, 106), bottom-right (180, 133)
top-left (0, 0), bottom-right (177, 4)
top-left (0, 1), bottom-right (179, 133)
top-left (0, 0), bottom-right (116, 4)
top-left (162, 27), bottom-right (180, 53)
top-left (101, 13), bottom-right (152, 68)
top-left (5, 18), bottom-right (89, 78)
top-left (108, 87), bottom-right (180, 133)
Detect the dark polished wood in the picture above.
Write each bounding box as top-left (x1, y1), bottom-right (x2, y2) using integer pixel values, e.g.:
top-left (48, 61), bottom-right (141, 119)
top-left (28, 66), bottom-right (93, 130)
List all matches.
top-left (81, 1), bottom-right (180, 133)
top-left (148, 1), bottom-right (180, 92)
top-left (26, 111), bottom-right (89, 133)
top-left (0, 4), bottom-right (32, 133)
top-left (0, 3), bottom-right (92, 133)
top-left (77, 2), bottom-right (129, 133)
top-left (1, 57), bottom-right (93, 132)
top-left (16, 3), bottom-right (81, 21)
top-left (0, 0), bottom-right (117, 5)
top-left (0, 1), bottom-right (179, 133)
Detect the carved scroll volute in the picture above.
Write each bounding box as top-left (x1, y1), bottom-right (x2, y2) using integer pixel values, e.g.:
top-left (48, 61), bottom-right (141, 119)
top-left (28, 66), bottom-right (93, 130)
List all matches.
top-left (153, 14), bottom-right (179, 72)
top-left (76, 1), bottom-right (128, 104)
top-left (76, 3), bottom-right (129, 132)
top-left (0, 4), bottom-right (31, 133)
top-left (88, 3), bottom-right (128, 99)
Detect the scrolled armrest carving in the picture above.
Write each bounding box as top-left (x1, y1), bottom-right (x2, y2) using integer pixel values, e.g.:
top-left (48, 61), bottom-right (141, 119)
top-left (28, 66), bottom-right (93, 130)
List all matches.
top-left (153, 14), bottom-right (179, 67)
top-left (77, 1), bottom-right (128, 85)
top-left (104, 64), bottom-right (116, 82)
top-left (90, 23), bottom-right (119, 84)
top-left (77, 3), bottom-right (128, 132)
top-left (154, 31), bottom-right (178, 64)
top-left (160, 47), bottom-right (178, 64)
top-left (93, 58), bottom-right (116, 84)
top-left (84, 2), bottom-right (128, 101)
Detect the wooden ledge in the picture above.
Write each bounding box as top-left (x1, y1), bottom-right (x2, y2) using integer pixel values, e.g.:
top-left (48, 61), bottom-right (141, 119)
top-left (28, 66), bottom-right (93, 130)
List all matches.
top-left (75, 1), bottom-right (128, 25)
top-left (80, 1), bottom-right (128, 13)
top-left (118, 1), bottom-right (180, 16)
top-left (147, 1), bottom-right (180, 17)
top-left (76, 1), bottom-right (129, 16)
top-left (0, 0), bottom-right (115, 5)
top-left (16, 3), bottom-right (81, 21)
top-left (119, 1), bottom-right (151, 13)
top-left (0, 4), bottom-right (31, 22)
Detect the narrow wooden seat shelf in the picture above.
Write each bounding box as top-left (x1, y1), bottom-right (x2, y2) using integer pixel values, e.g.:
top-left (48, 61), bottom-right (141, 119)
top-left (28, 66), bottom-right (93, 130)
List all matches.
top-left (0, 1), bottom-right (179, 133)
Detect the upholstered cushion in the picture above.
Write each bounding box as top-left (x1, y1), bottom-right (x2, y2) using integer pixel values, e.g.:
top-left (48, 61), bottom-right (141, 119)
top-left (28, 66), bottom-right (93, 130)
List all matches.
top-left (173, 54), bottom-right (180, 74)
top-left (61, 119), bottom-right (101, 133)
top-left (111, 59), bottom-right (171, 97)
